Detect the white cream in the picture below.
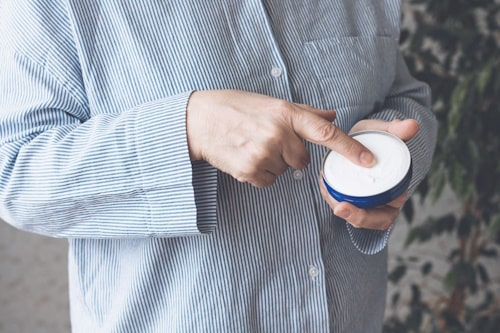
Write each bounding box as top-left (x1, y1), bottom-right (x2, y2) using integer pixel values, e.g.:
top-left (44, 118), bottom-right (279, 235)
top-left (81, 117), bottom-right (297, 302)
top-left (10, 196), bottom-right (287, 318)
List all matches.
top-left (323, 131), bottom-right (411, 197)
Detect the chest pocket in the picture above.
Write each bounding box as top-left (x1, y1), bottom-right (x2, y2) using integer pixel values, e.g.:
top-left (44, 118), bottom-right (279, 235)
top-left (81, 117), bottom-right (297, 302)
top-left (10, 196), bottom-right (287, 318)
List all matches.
top-left (304, 36), bottom-right (398, 129)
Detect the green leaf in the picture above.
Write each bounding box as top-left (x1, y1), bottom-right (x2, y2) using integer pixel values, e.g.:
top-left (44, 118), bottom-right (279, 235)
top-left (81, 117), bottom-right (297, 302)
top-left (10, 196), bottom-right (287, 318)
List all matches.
top-left (389, 264), bottom-right (407, 284)
top-left (476, 263), bottom-right (490, 285)
top-left (431, 175), bottom-right (446, 203)
top-left (391, 292), bottom-right (401, 307)
top-left (473, 291), bottom-right (495, 314)
top-left (402, 198), bottom-right (415, 223)
top-left (488, 214), bottom-right (500, 239)
top-left (435, 214), bottom-right (456, 234)
top-left (399, 29), bottom-right (410, 45)
top-left (441, 310), bottom-right (465, 331)
top-left (476, 63), bottom-right (493, 95)
top-left (466, 140), bottom-right (480, 172)
top-left (421, 262), bottom-right (433, 276)
top-left (405, 223), bottom-right (433, 248)
top-left (444, 261), bottom-right (477, 294)
top-left (450, 161), bottom-right (467, 197)
top-left (450, 162), bottom-right (461, 193)
top-left (457, 212), bottom-right (474, 237)
top-left (444, 269), bottom-right (455, 292)
top-left (448, 249), bottom-right (461, 261)
top-left (463, 183), bottom-right (476, 202)
top-left (478, 247), bottom-right (498, 258)
top-left (410, 284), bottom-right (422, 305)
top-left (448, 79), bottom-right (468, 137)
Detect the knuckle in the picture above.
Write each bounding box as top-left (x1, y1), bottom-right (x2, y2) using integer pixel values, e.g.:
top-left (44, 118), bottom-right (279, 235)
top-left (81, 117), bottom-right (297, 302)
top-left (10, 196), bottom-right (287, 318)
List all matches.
top-left (242, 164), bottom-right (260, 178)
top-left (340, 139), bottom-right (359, 156)
top-left (251, 174), bottom-right (276, 188)
top-left (261, 178), bottom-right (276, 188)
top-left (349, 220), bottom-right (363, 229)
top-left (235, 166), bottom-right (257, 184)
top-left (273, 99), bottom-right (292, 116)
top-left (247, 145), bottom-right (272, 165)
top-left (388, 212), bottom-right (399, 226)
top-left (383, 220), bottom-right (395, 230)
top-left (377, 220), bottom-right (393, 231)
top-left (349, 211), bottom-right (366, 228)
top-left (316, 123), bottom-right (338, 143)
top-left (236, 175), bottom-right (248, 184)
top-left (277, 164), bottom-right (289, 175)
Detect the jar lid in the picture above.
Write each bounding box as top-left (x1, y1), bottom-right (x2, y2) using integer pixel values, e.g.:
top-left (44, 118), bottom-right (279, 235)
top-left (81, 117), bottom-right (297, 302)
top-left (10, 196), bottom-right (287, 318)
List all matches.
top-left (322, 130), bottom-right (412, 208)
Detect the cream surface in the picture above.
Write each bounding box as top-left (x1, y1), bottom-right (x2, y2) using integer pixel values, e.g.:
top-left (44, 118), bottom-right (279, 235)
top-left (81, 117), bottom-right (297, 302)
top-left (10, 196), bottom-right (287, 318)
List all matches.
top-left (323, 131), bottom-right (411, 197)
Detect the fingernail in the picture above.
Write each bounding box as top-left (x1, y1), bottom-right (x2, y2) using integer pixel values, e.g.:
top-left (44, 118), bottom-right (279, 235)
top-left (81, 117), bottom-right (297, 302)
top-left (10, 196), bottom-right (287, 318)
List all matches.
top-left (360, 151), bottom-right (376, 167)
top-left (335, 208), bottom-right (351, 219)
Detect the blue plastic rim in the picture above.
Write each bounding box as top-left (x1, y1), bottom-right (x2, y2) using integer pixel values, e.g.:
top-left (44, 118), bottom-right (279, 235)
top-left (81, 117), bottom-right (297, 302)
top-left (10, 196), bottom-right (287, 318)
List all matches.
top-left (322, 161), bottom-right (412, 209)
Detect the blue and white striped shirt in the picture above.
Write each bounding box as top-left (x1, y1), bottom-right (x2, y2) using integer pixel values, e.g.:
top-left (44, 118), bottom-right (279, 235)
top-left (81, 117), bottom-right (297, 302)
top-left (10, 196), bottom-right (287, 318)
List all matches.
top-left (0, 0), bottom-right (437, 332)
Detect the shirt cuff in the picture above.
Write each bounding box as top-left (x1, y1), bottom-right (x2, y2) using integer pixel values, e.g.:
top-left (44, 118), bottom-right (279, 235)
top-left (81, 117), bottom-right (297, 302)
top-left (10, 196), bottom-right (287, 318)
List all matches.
top-left (346, 223), bottom-right (393, 255)
top-left (134, 92), bottom-right (217, 236)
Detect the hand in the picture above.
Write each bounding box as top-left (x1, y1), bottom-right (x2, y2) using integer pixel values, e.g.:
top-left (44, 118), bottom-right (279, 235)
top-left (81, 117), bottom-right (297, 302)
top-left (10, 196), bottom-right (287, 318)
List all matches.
top-left (186, 90), bottom-right (375, 187)
top-left (318, 119), bottom-right (420, 230)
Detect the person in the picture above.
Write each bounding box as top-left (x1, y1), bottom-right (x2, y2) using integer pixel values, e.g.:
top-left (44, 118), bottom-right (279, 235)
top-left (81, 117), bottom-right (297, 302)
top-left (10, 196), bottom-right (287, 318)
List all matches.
top-left (0, 1), bottom-right (437, 332)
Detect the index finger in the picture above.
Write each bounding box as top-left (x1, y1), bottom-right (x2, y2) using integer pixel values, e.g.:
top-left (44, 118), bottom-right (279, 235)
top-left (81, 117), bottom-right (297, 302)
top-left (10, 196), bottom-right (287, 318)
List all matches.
top-left (291, 105), bottom-right (375, 167)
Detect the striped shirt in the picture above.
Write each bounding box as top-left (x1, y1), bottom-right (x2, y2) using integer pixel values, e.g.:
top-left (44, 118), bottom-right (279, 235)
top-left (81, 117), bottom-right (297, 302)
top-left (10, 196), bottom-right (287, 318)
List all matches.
top-left (0, 0), bottom-right (437, 332)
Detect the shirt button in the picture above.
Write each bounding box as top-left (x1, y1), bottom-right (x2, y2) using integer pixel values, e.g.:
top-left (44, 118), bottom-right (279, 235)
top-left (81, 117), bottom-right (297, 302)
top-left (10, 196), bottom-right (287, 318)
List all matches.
top-left (309, 265), bottom-right (320, 279)
top-left (292, 170), bottom-right (303, 180)
top-left (271, 66), bottom-right (282, 77)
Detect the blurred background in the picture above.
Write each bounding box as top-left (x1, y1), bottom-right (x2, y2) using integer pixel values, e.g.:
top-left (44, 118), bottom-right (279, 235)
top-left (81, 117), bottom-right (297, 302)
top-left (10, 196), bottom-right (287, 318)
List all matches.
top-left (1, 0), bottom-right (499, 332)
top-left (384, 1), bottom-right (500, 332)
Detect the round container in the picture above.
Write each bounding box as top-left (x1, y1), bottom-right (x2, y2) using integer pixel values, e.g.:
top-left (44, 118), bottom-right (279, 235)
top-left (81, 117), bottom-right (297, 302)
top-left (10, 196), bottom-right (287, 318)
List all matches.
top-left (322, 130), bottom-right (412, 208)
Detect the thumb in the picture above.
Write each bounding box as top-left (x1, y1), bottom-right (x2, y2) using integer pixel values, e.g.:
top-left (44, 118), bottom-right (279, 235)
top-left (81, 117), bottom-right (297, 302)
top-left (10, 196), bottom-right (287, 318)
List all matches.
top-left (291, 105), bottom-right (376, 167)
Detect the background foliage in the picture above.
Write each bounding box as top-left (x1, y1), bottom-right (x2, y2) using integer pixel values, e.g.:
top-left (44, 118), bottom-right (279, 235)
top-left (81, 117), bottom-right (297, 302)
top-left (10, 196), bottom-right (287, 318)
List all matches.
top-left (384, 0), bottom-right (500, 332)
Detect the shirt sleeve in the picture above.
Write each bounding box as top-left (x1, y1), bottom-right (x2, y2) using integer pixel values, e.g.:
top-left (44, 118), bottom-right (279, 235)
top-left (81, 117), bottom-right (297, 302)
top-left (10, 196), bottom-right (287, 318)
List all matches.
top-left (346, 49), bottom-right (438, 255)
top-left (0, 1), bottom-right (217, 239)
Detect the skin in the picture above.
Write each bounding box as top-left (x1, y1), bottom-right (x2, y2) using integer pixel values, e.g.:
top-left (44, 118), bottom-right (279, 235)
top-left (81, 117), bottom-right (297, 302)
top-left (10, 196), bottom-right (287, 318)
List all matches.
top-left (187, 89), bottom-right (419, 230)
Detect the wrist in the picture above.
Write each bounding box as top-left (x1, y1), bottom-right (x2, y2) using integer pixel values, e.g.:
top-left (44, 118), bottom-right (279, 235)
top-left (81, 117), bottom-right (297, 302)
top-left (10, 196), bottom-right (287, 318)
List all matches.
top-left (186, 91), bottom-right (202, 160)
